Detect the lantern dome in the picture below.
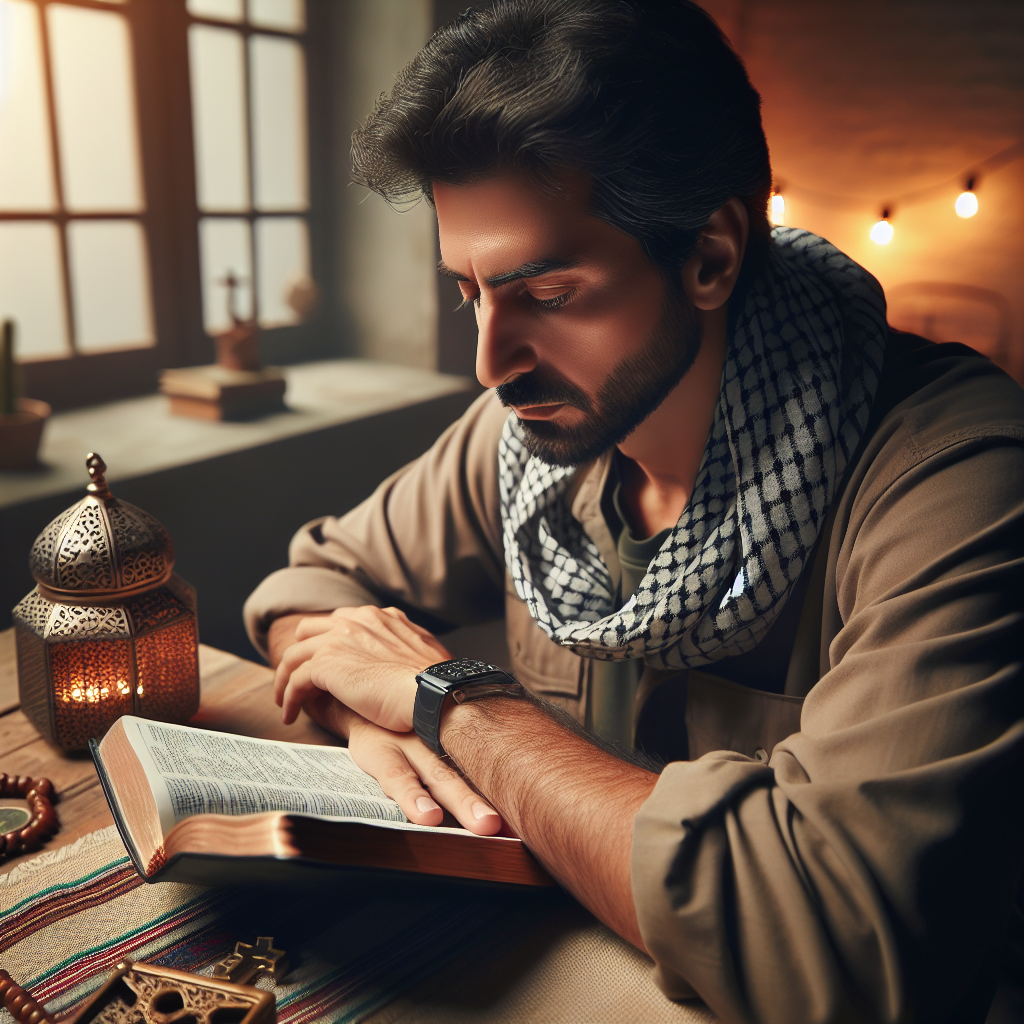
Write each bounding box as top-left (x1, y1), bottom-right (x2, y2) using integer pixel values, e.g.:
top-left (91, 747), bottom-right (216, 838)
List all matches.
top-left (29, 453), bottom-right (173, 599)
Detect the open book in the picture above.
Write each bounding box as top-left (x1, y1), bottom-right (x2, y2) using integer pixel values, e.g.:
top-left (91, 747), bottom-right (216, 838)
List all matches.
top-left (91, 716), bottom-right (553, 888)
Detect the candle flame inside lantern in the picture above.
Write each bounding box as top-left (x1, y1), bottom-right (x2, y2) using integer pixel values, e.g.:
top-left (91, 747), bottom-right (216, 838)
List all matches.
top-left (67, 681), bottom-right (111, 703)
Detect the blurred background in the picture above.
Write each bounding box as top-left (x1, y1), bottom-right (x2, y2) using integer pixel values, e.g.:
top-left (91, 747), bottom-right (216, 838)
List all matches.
top-left (0, 0), bottom-right (1021, 658)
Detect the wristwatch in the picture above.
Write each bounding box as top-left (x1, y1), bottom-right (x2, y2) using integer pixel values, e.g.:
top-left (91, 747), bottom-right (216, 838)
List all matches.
top-left (413, 658), bottom-right (526, 756)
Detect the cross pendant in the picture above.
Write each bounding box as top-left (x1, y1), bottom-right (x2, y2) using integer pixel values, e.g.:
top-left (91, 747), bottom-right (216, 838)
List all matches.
top-left (213, 937), bottom-right (289, 987)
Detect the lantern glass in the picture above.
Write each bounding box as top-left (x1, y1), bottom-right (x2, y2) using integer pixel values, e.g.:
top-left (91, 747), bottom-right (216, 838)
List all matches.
top-left (51, 637), bottom-right (134, 749)
top-left (132, 587), bottom-right (200, 721)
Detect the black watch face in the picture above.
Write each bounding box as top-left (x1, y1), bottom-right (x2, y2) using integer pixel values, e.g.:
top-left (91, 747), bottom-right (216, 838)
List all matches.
top-left (430, 659), bottom-right (501, 684)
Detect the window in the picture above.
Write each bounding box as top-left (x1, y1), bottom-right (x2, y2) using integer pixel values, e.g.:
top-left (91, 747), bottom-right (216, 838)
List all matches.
top-left (0, 0), bottom-right (153, 361)
top-left (186, 0), bottom-right (311, 334)
top-left (0, 0), bottom-right (320, 409)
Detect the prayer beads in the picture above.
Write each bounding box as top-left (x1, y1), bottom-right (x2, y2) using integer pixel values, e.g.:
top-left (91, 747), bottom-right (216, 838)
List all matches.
top-left (0, 773), bottom-right (57, 860)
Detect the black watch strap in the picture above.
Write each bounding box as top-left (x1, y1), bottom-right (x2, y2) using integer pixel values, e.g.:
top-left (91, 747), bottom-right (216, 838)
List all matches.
top-left (413, 658), bottom-right (524, 755)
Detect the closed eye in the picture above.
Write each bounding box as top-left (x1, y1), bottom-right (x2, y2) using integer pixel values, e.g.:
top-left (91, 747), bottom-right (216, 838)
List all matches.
top-left (534, 289), bottom-right (576, 310)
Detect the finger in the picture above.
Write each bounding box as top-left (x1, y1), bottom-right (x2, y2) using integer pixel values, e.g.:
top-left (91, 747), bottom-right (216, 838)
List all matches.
top-left (362, 607), bottom-right (451, 662)
top-left (273, 635), bottom-right (322, 705)
top-left (280, 660), bottom-right (322, 725)
top-left (397, 735), bottom-right (502, 836)
top-left (347, 724), bottom-right (444, 827)
top-left (379, 608), bottom-right (453, 657)
top-left (293, 614), bottom-right (340, 641)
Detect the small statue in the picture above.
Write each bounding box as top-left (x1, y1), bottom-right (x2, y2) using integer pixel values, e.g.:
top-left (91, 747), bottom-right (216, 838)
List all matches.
top-left (214, 272), bottom-right (261, 372)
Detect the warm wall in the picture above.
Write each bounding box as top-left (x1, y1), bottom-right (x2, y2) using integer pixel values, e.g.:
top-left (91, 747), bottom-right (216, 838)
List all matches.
top-left (705, 0), bottom-right (1024, 382)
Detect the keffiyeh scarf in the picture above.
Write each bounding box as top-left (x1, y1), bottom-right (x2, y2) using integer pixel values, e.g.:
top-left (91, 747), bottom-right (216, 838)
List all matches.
top-left (499, 228), bottom-right (887, 669)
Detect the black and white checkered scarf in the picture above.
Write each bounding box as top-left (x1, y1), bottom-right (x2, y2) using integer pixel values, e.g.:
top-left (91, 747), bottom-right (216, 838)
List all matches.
top-left (499, 228), bottom-right (887, 669)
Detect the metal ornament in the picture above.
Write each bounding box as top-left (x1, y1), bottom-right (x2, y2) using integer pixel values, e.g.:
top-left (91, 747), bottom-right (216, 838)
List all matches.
top-left (12, 454), bottom-right (200, 752)
top-left (69, 960), bottom-right (274, 1024)
top-left (213, 938), bottom-right (289, 987)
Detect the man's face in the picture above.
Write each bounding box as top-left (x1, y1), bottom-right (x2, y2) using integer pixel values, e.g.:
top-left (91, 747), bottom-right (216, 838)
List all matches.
top-left (434, 173), bottom-right (701, 467)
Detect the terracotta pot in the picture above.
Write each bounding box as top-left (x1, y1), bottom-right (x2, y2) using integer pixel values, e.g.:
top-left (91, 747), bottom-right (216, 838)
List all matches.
top-left (0, 398), bottom-right (51, 471)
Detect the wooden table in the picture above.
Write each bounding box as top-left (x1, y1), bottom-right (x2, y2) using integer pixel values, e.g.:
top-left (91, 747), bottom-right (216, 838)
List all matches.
top-left (0, 627), bottom-right (338, 877)
top-left (0, 628), bottom-right (708, 1024)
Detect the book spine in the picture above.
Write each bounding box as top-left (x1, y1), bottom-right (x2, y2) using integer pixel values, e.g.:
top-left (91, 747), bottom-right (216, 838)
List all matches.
top-left (88, 738), bottom-right (154, 883)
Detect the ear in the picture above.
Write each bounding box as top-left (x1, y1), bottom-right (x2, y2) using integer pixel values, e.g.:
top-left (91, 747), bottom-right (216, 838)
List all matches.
top-left (679, 198), bottom-right (750, 310)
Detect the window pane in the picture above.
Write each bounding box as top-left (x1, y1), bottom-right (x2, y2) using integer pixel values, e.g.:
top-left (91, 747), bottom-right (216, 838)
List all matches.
top-left (47, 4), bottom-right (143, 213)
top-left (67, 220), bottom-right (154, 352)
top-left (0, 0), bottom-right (56, 210)
top-left (199, 217), bottom-right (253, 333)
top-left (0, 222), bottom-right (68, 358)
top-left (256, 216), bottom-right (308, 327)
top-left (248, 0), bottom-right (304, 33)
top-left (187, 0), bottom-right (243, 22)
top-left (250, 34), bottom-right (307, 212)
top-left (189, 25), bottom-right (249, 212)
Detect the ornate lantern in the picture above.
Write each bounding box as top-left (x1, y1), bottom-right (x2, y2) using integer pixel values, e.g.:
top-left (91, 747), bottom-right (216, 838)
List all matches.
top-left (13, 453), bottom-right (199, 752)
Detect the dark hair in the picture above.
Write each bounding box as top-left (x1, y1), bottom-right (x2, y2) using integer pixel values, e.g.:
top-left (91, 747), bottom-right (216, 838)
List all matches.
top-left (352, 0), bottom-right (772, 276)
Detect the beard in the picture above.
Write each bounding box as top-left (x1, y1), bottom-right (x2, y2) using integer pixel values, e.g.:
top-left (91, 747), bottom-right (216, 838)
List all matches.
top-left (495, 287), bottom-right (702, 468)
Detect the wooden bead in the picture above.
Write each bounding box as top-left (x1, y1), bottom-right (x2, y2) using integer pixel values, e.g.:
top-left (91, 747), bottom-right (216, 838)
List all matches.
top-left (0, 776), bottom-right (57, 864)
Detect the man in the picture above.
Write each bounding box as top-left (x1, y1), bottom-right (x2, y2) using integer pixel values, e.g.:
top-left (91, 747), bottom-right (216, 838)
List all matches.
top-left (244, 2), bottom-right (1024, 1022)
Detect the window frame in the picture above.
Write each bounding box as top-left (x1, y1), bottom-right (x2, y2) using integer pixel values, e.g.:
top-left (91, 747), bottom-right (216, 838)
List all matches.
top-left (4, 0), bottom-right (330, 411)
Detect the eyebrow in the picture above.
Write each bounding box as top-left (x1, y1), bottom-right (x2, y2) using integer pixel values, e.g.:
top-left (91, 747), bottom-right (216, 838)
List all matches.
top-left (436, 258), bottom-right (580, 288)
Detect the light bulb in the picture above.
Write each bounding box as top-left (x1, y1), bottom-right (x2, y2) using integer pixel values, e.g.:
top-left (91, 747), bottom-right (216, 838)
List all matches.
top-left (868, 218), bottom-right (892, 245)
top-left (769, 192), bottom-right (786, 226)
top-left (955, 190), bottom-right (978, 218)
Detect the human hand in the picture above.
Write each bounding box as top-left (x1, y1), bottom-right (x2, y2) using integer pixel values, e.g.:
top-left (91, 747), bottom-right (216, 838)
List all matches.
top-left (303, 690), bottom-right (502, 836)
top-left (274, 605), bottom-right (452, 730)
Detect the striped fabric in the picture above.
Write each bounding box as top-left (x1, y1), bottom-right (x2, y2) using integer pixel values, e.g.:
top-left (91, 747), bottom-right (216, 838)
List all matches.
top-left (0, 828), bottom-right (512, 1024)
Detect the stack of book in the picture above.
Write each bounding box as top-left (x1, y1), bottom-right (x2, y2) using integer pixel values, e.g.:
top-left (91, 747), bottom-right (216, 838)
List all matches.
top-left (159, 365), bottom-right (287, 421)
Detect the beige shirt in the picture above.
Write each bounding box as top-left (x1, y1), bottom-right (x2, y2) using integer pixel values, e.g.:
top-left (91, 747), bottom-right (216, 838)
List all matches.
top-left (244, 334), bottom-right (1024, 1024)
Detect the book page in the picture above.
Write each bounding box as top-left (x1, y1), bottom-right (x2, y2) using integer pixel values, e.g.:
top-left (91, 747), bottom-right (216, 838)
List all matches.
top-left (120, 716), bottom-right (407, 837)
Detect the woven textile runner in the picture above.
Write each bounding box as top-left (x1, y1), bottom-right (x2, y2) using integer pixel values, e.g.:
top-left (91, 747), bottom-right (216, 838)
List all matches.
top-left (0, 827), bottom-right (514, 1024)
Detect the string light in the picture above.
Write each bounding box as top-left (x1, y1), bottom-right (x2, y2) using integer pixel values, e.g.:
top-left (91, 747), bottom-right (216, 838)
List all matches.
top-left (870, 209), bottom-right (893, 245)
top-left (955, 176), bottom-right (979, 218)
top-left (768, 141), bottom-right (1021, 245)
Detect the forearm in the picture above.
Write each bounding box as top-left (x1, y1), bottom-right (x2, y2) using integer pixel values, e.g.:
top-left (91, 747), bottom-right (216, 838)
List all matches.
top-left (440, 695), bottom-right (657, 949)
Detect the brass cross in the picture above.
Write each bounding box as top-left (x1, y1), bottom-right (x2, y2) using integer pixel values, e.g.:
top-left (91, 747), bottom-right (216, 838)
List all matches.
top-left (217, 270), bottom-right (247, 326)
top-left (213, 936), bottom-right (289, 986)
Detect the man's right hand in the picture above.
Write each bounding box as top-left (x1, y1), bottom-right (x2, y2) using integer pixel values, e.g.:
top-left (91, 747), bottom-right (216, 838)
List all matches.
top-left (302, 690), bottom-right (503, 835)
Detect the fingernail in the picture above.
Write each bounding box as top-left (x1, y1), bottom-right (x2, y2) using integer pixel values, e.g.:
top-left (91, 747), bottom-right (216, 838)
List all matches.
top-left (416, 796), bottom-right (440, 813)
top-left (472, 801), bottom-right (496, 820)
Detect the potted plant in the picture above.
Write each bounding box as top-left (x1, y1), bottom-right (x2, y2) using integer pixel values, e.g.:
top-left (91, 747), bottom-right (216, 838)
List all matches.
top-left (0, 320), bottom-right (51, 471)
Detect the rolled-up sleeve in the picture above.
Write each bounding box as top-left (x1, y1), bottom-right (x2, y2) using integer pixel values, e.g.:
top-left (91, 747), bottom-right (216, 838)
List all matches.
top-left (244, 390), bottom-right (509, 656)
top-left (632, 436), bottom-right (1024, 1024)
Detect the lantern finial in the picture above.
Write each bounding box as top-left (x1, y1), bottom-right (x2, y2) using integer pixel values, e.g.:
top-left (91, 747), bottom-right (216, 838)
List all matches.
top-left (85, 452), bottom-right (113, 500)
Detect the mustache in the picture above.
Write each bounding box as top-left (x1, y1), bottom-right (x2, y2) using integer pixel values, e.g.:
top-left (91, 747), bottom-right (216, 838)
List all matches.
top-left (495, 370), bottom-right (594, 413)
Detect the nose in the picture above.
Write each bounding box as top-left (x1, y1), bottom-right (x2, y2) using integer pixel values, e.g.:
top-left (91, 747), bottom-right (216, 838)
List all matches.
top-left (475, 295), bottom-right (538, 389)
